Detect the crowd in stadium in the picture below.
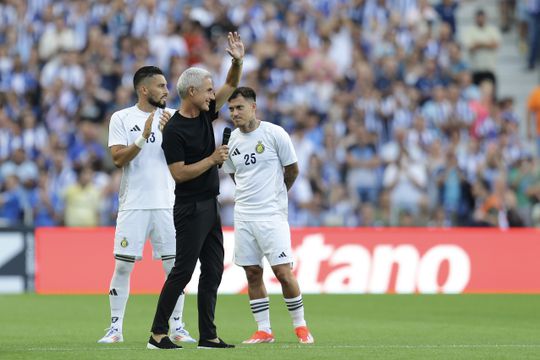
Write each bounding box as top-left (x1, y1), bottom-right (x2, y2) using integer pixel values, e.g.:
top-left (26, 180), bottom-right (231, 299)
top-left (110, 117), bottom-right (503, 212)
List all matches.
top-left (1, 0), bottom-right (540, 228)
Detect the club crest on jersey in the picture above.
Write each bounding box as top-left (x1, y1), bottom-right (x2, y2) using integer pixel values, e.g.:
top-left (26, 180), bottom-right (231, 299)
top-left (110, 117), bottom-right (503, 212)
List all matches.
top-left (120, 238), bottom-right (129, 248)
top-left (255, 141), bottom-right (265, 154)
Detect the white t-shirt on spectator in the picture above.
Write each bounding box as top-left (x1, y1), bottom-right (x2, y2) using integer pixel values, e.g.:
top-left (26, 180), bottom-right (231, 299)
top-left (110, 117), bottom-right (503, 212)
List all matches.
top-left (462, 25), bottom-right (501, 72)
top-left (383, 159), bottom-right (427, 209)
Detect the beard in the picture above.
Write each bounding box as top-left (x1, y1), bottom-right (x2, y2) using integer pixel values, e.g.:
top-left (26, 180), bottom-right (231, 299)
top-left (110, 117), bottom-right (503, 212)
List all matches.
top-left (148, 96), bottom-right (166, 109)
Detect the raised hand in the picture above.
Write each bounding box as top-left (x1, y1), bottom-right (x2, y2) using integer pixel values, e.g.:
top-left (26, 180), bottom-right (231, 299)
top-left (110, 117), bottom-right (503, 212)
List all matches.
top-left (225, 32), bottom-right (244, 60)
top-left (158, 111), bottom-right (172, 132)
top-left (143, 111), bottom-right (155, 139)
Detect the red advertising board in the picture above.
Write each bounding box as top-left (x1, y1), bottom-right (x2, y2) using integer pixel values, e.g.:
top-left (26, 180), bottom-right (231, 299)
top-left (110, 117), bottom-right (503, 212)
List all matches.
top-left (34, 227), bottom-right (540, 294)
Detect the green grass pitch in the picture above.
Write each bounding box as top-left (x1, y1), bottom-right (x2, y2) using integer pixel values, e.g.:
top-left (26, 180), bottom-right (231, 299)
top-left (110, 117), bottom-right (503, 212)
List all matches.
top-left (1, 294), bottom-right (539, 359)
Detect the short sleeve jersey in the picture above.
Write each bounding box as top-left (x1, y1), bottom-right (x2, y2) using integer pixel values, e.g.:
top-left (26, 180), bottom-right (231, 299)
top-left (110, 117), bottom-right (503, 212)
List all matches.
top-left (108, 106), bottom-right (176, 211)
top-left (161, 100), bottom-right (220, 202)
top-left (222, 121), bottom-right (297, 221)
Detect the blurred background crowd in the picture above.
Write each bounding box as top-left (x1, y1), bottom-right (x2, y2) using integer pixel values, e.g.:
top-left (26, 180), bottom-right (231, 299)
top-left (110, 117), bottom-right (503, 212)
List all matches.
top-left (1, 0), bottom-right (540, 229)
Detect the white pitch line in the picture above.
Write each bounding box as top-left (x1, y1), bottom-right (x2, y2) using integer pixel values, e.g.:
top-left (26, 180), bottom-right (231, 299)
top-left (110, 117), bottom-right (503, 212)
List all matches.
top-left (17, 344), bottom-right (540, 352)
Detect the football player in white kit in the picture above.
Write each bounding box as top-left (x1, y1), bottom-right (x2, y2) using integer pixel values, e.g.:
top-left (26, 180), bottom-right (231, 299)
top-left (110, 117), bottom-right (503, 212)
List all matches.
top-left (222, 87), bottom-right (314, 344)
top-left (98, 66), bottom-right (195, 344)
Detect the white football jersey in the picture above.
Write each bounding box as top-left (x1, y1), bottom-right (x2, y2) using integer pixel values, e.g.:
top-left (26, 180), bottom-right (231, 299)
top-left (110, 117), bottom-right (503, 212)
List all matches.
top-left (222, 121), bottom-right (297, 221)
top-left (108, 105), bottom-right (176, 211)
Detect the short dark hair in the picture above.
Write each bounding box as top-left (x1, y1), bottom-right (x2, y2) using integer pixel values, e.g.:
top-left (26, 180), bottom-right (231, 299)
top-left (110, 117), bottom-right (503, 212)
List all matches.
top-left (133, 66), bottom-right (164, 90)
top-left (475, 9), bottom-right (485, 17)
top-left (228, 87), bottom-right (256, 102)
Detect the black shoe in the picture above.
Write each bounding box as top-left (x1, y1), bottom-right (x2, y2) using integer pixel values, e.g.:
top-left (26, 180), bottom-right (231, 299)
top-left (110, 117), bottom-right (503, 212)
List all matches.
top-left (147, 335), bottom-right (183, 350)
top-left (197, 337), bottom-right (235, 349)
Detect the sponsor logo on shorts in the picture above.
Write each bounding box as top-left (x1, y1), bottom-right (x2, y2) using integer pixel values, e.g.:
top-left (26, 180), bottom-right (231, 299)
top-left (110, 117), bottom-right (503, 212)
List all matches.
top-left (120, 238), bottom-right (129, 248)
top-left (255, 141), bottom-right (265, 154)
top-left (278, 252), bottom-right (287, 259)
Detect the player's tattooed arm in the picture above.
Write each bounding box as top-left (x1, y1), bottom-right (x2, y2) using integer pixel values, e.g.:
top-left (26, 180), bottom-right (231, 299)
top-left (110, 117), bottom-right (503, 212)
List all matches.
top-left (284, 162), bottom-right (299, 191)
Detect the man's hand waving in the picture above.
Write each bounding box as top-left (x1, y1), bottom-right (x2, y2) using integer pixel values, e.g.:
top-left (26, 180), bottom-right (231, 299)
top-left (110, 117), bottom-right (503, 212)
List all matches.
top-left (226, 32), bottom-right (244, 61)
top-left (216, 32), bottom-right (245, 109)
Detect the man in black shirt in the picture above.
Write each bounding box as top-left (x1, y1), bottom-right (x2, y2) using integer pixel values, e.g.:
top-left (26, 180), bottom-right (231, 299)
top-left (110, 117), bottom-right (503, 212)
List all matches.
top-left (147, 32), bottom-right (244, 350)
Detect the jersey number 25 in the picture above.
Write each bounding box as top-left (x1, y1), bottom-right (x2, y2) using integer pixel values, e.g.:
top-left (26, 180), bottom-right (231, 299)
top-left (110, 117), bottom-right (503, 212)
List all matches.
top-left (244, 153), bottom-right (256, 165)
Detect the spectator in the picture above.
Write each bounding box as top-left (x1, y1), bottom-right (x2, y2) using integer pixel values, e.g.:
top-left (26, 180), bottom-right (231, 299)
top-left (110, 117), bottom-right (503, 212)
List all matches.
top-left (415, 59), bottom-right (447, 104)
top-left (38, 15), bottom-right (78, 61)
top-left (482, 175), bottom-right (525, 228)
top-left (499, 0), bottom-right (517, 33)
top-left (374, 190), bottom-right (392, 226)
top-left (29, 171), bottom-right (62, 226)
top-left (19, 111), bottom-right (48, 161)
top-left (525, 0), bottom-right (540, 70)
top-left (435, 0), bottom-right (459, 35)
top-left (149, 18), bottom-right (188, 72)
top-left (445, 43), bottom-right (469, 79)
top-left (437, 151), bottom-right (464, 222)
top-left (508, 155), bottom-right (540, 224)
top-left (62, 165), bottom-right (100, 227)
top-left (0, 148), bottom-right (39, 188)
top-left (322, 184), bottom-right (356, 227)
top-left (527, 85), bottom-right (540, 156)
top-left (47, 146), bottom-right (76, 198)
top-left (0, 175), bottom-right (25, 226)
top-left (67, 120), bottom-right (107, 166)
top-left (344, 124), bottom-right (381, 205)
top-left (99, 168), bottom-right (120, 227)
top-left (478, 142), bottom-right (505, 190)
top-left (461, 9), bottom-right (501, 93)
top-left (516, 0), bottom-right (531, 55)
top-left (382, 134), bottom-right (428, 225)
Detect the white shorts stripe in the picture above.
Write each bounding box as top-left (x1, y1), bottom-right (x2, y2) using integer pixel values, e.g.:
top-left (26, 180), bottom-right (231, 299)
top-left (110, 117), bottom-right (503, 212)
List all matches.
top-left (113, 209), bottom-right (176, 260)
top-left (233, 220), bottom-right (292, 267)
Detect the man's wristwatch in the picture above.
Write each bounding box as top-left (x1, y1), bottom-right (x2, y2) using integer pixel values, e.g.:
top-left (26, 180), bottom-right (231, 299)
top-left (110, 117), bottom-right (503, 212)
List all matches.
top-left (232, 58), bottom-right (243, 65)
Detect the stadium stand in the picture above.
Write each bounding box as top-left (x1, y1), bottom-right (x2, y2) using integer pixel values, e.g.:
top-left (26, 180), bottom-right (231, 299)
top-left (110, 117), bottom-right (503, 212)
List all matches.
top-left (1, 0), bottom-right (539, 228)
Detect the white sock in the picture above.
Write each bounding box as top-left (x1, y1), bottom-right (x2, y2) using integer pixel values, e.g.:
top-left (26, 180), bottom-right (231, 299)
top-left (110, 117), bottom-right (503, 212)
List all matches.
top-left (171, 292), bottom-right (185, 328)
top-left (250, 297), bottom-right (271, 333)
top-left (108, 258), bottom-right (135, 331)
top-left (284, 295), bottom-right (306, 327)
top-left (162, 258), bottom-right (186, 328)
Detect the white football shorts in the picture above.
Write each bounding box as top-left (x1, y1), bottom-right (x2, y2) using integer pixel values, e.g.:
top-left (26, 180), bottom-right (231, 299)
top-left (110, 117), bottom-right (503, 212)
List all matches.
top-left (233, 220), bottom-right (293, 267)
top-left (113, 209), bottom-right (176, 260)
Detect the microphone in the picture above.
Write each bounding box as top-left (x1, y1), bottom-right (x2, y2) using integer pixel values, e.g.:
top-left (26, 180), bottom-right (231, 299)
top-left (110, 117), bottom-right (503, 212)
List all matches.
top-left (222, 127), bottom-right (232, 146)
top-left (218, 127), bottom-right (232, 169)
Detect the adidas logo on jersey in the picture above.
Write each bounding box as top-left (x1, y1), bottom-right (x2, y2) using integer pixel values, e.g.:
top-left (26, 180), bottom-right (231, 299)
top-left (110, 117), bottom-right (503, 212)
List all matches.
top-left (130, 125), bottom-right (141, 132)
top-left (278, 252), bottom-right (287, 259)
top-left (232, 148), bottom-right (241, 156)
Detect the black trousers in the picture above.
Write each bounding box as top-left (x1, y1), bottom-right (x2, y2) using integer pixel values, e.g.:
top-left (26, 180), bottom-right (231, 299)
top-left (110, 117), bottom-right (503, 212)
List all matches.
top-left (151, 197), bottom-right (224, 340)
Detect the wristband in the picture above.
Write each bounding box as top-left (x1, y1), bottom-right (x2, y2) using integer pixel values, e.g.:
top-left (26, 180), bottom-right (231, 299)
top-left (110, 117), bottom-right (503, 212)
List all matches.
top-left (134, 135), bottom-right (146, 148)
top-left (232, 58), bottom-right (243, 65)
